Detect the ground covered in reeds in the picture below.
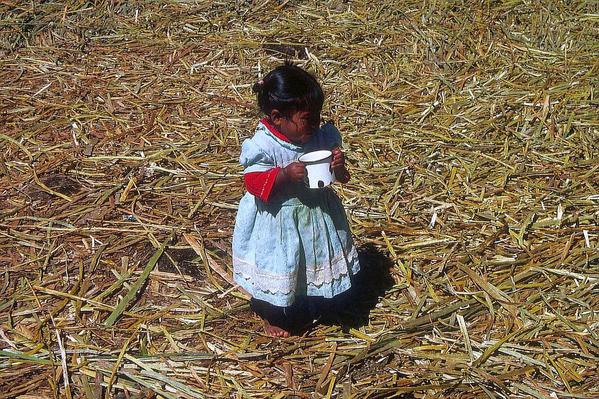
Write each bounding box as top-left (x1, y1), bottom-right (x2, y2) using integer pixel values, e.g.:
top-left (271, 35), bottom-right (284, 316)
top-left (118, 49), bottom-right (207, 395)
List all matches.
top-left (1, 1), bottom-right (598, 398)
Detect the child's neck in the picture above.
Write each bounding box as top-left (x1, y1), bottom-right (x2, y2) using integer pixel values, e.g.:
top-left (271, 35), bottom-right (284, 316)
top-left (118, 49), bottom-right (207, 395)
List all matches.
top-left (261, 117), bottom-right (292, 143)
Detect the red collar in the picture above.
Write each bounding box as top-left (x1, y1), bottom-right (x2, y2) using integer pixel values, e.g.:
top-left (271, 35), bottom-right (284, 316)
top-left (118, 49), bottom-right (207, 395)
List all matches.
top-left (260, 117), bottom-right (291, 143)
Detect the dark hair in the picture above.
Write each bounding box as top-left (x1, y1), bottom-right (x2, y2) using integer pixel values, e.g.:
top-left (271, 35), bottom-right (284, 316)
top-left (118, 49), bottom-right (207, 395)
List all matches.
top-left (252, 62), bottom-right (324, 117)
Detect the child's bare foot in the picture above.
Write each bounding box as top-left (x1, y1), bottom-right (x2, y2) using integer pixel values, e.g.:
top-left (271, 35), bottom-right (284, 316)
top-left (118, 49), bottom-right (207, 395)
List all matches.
top-left (264, 319), bottom-right (290, 338)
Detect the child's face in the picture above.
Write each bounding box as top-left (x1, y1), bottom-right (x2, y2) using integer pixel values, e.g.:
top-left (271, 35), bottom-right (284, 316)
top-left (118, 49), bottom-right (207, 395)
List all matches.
top-left (271, 109), bottom-right (321, 145)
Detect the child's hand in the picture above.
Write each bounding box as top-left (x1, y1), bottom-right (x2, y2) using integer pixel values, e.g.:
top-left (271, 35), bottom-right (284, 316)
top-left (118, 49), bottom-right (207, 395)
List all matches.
top-left (331, 147), bottom-right (350, 183)
top-left (282, 162), bottom-right (306, 183)
top-left (331, 148), bottom-right (345, 170)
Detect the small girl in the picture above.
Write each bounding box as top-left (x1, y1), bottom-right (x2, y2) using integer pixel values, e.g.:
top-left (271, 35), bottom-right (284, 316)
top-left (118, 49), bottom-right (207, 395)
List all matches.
top-left (232, 63), bottom-right (360, 337)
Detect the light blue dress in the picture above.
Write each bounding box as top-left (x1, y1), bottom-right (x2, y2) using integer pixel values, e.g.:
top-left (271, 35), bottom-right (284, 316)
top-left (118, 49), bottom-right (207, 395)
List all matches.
top-left (232, 121), bottom-right (360, 307)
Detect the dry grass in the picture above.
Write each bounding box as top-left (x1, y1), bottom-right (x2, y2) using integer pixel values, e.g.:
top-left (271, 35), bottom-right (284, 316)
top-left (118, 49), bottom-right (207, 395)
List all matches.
top-left (1, 0), bottom-right (598, 398)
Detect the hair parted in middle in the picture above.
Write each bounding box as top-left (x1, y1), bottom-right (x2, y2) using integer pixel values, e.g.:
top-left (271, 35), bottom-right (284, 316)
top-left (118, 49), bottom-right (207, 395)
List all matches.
top-left (252, 62), bottom-right (324, 118)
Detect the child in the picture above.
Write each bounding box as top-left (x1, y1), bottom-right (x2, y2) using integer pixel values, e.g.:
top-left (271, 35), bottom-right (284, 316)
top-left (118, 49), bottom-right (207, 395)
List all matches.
top-left (232, 63), bottom-right (360, 337)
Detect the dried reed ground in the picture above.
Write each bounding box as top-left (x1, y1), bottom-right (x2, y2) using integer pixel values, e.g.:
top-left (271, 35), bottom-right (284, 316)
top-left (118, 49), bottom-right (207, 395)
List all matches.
top-left (0, 1), bottom-right (598, 398)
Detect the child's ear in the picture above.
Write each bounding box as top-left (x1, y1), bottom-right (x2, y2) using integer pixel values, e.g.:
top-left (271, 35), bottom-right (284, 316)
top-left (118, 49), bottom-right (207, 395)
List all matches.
top-left (269, 109), bottom-right (283, 126)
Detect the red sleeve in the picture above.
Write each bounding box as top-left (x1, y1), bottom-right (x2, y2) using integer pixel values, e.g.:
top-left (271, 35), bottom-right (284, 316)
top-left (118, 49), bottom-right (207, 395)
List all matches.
top-left (244, 167), bottom-right (281, 202)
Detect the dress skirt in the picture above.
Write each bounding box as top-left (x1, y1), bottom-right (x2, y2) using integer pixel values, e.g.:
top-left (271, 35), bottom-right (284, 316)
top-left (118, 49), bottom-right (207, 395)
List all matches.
top-left (232, 186), bottom-right (359, 307)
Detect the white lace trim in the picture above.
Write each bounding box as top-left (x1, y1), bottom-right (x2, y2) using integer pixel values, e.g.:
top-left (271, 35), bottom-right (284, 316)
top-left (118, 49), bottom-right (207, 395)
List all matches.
top-left (233, 246), bottom-right (359, 295)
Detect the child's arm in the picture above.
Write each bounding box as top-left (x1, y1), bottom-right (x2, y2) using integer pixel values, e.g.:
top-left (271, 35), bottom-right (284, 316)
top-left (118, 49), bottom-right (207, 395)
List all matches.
top-left (244, 162), bottom-right (306, 202)
top-left (273, 162), bottom-right (306, 190)
top-left (331, 148), bottom-right (350, 183)
top-left (244, 168), bottom-right (280, 201)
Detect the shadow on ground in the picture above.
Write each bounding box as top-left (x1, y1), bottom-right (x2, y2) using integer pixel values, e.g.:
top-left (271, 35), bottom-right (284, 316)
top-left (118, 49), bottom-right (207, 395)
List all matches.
top-left (157, 242), bottom-right (395, 335)
top-left (313, 243), bottom-right (396, 331)
top-left (249, 243), bottom-right (395, 335)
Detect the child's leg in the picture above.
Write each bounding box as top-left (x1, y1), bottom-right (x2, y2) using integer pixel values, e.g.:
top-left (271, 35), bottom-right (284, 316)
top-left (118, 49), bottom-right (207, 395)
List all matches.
top-left (250, 297), bottom-right (313, 337)
top-left (250, 298), bottom-right (291, 337)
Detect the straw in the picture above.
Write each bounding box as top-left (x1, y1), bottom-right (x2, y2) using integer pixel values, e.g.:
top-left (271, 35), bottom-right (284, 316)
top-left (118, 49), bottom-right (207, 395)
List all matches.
top-left (1, 0), bottom-right (598, 398)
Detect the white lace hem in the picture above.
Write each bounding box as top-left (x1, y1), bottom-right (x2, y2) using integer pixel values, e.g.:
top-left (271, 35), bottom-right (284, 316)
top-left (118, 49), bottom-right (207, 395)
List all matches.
top-left (233, 246), bottom-right (359, 295)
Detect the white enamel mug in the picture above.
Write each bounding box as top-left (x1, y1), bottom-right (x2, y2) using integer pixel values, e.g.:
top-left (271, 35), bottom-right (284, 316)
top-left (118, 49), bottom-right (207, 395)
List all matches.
top-left (298, 150), bottom-right (336, 189)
